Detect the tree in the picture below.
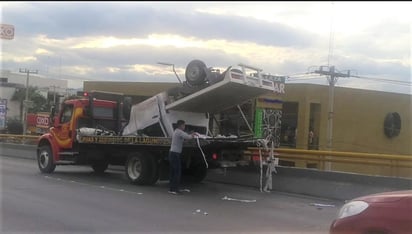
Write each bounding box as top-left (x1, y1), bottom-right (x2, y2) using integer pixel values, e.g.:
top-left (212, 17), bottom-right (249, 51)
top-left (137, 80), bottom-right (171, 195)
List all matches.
top-left (11, 86), bottom-right (49, 120)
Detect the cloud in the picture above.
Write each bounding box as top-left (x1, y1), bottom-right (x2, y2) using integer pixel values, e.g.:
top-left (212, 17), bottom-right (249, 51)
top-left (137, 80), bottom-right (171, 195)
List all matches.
top-left (1, 2), bottom-right (410, 94)
top-left (336, 20), bottom-right (410, 62)
top-left (2, 2), bottom-right (315, 47)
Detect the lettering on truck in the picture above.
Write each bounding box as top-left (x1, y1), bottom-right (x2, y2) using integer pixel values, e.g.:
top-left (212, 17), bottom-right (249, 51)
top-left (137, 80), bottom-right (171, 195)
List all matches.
top-left (79, 136), bottom-right (172, 145)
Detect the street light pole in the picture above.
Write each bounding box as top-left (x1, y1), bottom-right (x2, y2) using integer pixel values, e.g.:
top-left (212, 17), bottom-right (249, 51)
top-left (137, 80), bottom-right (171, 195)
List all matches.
top-left (19, 68), bottom-right (38, 135)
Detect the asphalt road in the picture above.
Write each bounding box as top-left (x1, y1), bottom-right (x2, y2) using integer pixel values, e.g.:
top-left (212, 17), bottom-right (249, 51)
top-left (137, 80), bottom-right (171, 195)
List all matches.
top-left (1, 156), bottom-right (341, 234)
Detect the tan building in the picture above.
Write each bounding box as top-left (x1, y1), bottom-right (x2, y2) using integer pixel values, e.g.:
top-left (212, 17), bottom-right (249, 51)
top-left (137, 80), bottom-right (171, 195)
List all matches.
top-left (85, 81), bottom-right (411, 155)
top-left (282, 84), bottom-right (411, 155)
top-left (84, 81), bottom-right (179, 104)
top-left (84, 81), bottom-right (411, 176)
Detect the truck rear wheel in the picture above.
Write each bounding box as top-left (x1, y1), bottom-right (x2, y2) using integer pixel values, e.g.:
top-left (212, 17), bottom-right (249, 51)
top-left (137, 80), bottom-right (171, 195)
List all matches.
top-left (125, 152), bottom-right (158, 185)
top-left (37, 145), bottom-right (56, 173)
top-left (183, 162), bottom-right (207, 183)
top-left (191, 163), bottom-right (208, 183)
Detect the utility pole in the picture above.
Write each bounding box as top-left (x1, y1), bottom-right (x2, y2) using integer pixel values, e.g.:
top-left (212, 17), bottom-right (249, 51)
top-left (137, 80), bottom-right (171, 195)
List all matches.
top-left (19, 68), bottom-right (38, 135)
top-left (49, 85), bottom-right (59, 105)
top-left (314, 66), bottom-right (350, 170)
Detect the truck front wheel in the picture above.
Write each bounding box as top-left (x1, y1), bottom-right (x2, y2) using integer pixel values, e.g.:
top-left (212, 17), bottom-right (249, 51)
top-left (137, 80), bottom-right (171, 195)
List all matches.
top-left (125, 153), bottom-right (156, 185)
top-left (37, 145), bottom-right (56, 173)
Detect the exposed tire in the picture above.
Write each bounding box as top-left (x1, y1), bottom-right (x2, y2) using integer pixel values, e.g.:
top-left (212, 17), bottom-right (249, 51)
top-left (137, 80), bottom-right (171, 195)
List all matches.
top-left (125, 152), bottom-right (157, 185)
top-left (146, 152), bottom-right (159, 185)
top-left (37, 145), bottom-right (56, 173)
top-left (149, 158), bottom-right (160, 185)
top-left (184, 162), bottom-right (208, 183)
top-left (192, 163), bottom-right (208, 183)
top-left (91, 160), bottom-right (109, 174)
top-left (185, 60), bottom-right (207, 86)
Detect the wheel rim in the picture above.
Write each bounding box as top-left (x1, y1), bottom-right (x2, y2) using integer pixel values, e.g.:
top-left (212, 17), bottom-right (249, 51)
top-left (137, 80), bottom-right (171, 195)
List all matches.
top-left (128, 157), bottom-right (142, 180)
top-left (188, 67), bottom-right (200, 81)
top-left (39, 150), bottom-right (49, 169)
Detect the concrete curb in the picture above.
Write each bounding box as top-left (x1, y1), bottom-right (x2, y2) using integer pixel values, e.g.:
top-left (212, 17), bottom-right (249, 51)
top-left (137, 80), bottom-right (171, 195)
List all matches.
top-left (206, 167), bottom-right (412, 201)
top-left (207, 167), bottom-right (412, 200)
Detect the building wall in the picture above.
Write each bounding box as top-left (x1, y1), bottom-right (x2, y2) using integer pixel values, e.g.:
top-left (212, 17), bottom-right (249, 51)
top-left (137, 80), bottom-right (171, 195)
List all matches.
top-left (83, 81), bottom-right (411, 156)
top-left (283, 84), bottom-right (411, 155)
top-left (0, 86), bottom-right (20, 119)
top-left (0, 70), bottom-right (69, 121)
top-left (1, 70), bottom-right (68, 91)
top-left (83, 81), bottom-right (179, 97)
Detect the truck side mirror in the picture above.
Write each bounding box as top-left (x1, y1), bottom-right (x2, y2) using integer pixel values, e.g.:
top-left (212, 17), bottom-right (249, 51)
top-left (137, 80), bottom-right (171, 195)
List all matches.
top-left (53, 116), bottom-right (59, 128)
top-left (50, 105), bottom-right (56, 119)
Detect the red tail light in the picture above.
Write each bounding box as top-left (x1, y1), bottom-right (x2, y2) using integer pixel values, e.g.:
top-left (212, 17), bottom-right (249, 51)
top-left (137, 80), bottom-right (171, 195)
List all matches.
top-left (252, 155), bottom-right (260, 161)
top-left (212, 153), bottom-right (218, 160)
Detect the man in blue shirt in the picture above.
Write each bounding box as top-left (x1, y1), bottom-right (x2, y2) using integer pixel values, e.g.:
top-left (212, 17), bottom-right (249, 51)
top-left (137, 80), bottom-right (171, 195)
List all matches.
top-left (168, 120), bottom-right (197, 195)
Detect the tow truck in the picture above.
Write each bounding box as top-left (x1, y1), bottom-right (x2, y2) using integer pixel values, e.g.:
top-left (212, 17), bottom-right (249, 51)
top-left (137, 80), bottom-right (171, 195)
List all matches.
top-left (37, 60), bottom-right (283, 185)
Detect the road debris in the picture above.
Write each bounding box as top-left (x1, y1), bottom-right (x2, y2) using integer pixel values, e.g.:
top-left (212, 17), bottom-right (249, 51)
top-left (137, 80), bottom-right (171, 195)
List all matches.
top-left (222, 196), bottom-right (257, 203)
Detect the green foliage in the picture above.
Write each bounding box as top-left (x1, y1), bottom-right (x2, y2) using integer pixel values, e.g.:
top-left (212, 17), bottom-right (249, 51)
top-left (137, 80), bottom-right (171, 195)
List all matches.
top-left (6, 118), bottom-right (23, 134)
top-left (63, 94), bottom-right (78, 101)
top-left (11, 86), bottom-right (49, 118)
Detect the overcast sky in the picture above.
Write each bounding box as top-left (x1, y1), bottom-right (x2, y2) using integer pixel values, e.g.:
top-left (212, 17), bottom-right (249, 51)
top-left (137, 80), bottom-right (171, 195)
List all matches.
top-left (1, 1), bottom-right (411, 94)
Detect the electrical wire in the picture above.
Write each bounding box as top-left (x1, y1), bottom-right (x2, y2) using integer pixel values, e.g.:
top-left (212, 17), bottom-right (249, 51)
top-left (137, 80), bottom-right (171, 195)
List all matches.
top-left (352, 75), bottom-right (412, 86)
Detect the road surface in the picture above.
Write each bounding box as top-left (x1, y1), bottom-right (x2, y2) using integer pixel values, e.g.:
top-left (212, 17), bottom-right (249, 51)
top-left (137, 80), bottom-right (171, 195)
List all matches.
top-left (1, 156), bottom-right (340, 234)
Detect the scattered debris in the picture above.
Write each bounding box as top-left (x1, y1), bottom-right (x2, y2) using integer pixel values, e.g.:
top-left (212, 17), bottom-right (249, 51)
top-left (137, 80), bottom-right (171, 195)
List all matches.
top-left (193, 209), bottom-right (208, 215)
top-left (310, 203), bottom-right (335, 208)
top-left (222, 196), bottom-right (257, 203)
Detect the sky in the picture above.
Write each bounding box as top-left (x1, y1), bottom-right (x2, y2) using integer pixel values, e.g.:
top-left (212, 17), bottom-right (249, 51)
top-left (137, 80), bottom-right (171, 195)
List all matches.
top-left (1, 1), bottom-right (411, 94)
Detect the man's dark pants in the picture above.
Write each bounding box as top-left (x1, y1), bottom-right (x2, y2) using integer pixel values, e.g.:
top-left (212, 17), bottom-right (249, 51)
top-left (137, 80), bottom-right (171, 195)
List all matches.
top-left (169, 151), bottom-right (181, 192)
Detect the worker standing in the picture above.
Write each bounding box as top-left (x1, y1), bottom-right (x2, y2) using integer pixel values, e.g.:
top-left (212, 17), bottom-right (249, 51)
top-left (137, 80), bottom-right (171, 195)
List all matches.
top-left (168, 120), bottom-right (198, 195)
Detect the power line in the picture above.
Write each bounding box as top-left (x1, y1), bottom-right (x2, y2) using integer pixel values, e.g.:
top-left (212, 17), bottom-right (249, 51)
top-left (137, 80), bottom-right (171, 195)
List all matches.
top-left (327, 2), bottom-right (335, 67)
top-left (287, 76), bottom-right (328, 81)
top-left (352, 75), bottom-right (412, 86)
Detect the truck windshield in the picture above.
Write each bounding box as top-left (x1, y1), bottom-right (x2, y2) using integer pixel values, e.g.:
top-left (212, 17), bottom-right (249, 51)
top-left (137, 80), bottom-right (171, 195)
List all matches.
top-left (93, 106), bottom-right (114, 119)
top-left (60, 105), bottom-right (74, 123)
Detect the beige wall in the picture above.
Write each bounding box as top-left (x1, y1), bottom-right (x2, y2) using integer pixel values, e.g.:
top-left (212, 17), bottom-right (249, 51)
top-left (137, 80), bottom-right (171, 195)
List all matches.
top-left (284, 84), bottom-right (411, 155)
top-left (83, 81), bottom-right (179, 97)
top-left (84, 81), bottom-right (411, 156)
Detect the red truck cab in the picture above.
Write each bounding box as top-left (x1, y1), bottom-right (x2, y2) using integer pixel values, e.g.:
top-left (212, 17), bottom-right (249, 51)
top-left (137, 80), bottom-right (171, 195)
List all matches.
top-left (37, 91), bottom-right (124, 173)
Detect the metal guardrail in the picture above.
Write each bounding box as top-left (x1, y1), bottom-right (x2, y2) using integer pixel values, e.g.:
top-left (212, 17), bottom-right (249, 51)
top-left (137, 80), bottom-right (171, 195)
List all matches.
top-left (0, 134), bottom-right (39, 145)
top-left (1, 134), bottom-right (410, 178)
top-left (245, 147), bottom-right (412, 178)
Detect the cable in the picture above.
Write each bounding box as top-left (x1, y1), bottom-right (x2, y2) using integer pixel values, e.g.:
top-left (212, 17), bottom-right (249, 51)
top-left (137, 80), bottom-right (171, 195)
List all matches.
top-left (195, 137), bottom-right (208, 169)
top-left (256, 139), bottom-right (266, 192)
top-left (287, 77), bottom-right (327, 81)
top-left (352, 75), bottom-right (412, 86)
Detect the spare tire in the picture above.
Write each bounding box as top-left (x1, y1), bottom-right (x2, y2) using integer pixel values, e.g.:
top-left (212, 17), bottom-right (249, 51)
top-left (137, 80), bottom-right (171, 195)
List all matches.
top-left (185, 60), bottom-right (207, 86)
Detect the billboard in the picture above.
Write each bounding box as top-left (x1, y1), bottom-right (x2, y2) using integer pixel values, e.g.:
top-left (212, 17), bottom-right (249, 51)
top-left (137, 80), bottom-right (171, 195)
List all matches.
top-left (0, 99), bottom-right (7, 129)
top-left (0, 24), bottom-right (15, 40)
